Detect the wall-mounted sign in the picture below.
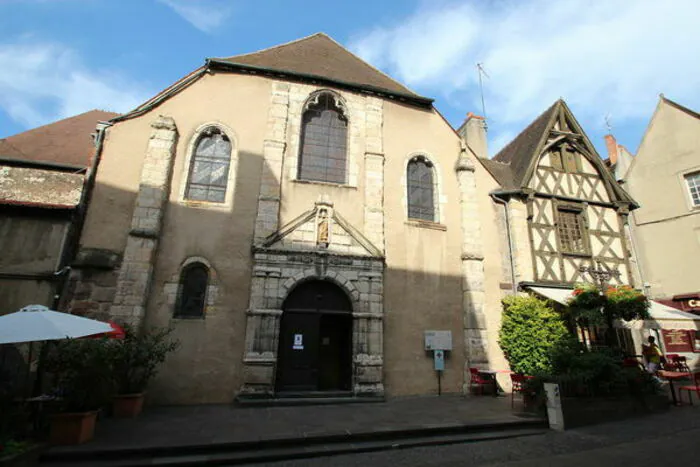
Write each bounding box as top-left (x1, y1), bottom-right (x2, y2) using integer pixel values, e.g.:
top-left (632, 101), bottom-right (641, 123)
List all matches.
top-left (433, 350), bottom-right (445, 371)
top-left (293, 334), bottom-right (304, 350)
top-left (425, 330), bottom-right (453, 351)
top-left (661, 329), bottom-right (693, 353)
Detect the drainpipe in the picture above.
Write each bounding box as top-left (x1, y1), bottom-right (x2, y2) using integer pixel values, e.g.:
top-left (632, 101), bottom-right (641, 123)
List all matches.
top-left (625, 211), bottom-right (649, 296)
top-left (490, 193), bottom-right (517, 294)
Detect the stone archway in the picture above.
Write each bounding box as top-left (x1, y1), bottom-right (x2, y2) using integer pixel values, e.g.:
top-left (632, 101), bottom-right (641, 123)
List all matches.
top-left (239, 251), bottom-right (385, 399)
top-left (275, 280), bottom-right (353, 393)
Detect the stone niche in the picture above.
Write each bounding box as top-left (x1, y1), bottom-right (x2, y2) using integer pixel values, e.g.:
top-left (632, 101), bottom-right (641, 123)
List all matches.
top-left (240, 202), bottom-right (385, 399)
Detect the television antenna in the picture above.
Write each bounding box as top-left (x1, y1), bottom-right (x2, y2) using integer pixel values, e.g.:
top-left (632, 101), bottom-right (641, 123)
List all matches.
top-left (604, 113), bottom-right (613, 133)
top-left (476, 62), bottom-right (489, 129)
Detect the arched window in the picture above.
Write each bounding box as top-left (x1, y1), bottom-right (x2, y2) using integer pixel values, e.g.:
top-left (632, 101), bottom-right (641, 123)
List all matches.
top-left (174, 263), bottom-right (208, 318)
top-left (298, 92), bottom-right (348, 184)
top-left (185, 127), bottom-right (232, 203)
top-left (407, 156), bottom-right (436, 221)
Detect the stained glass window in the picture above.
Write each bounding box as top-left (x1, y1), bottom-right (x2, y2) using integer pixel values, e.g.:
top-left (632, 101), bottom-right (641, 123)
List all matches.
top-left (185, 128), bottom-right (231, 203)
top-left (174, 263), bottom-right (208, 318)
top-left (298, 93), bottom-right (348, 184)
top-left (407, 157), bottom-right (436, 221)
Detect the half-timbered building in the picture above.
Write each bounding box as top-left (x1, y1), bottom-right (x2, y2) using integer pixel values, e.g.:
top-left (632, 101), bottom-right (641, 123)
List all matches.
top-left (479, 100), bottom-right (638, 302)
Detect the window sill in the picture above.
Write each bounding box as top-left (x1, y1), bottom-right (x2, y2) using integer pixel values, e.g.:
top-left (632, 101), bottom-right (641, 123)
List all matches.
top-left (171, 316), bottom-right (205, 322)
top-left (179, 199), bottom-right (229, 210)
top-left (562, 252), bottom-right (592, 259)
top-left (405, 220), bottom-right (447, 231)
top-left (291, 179), bottom-right (357, 189)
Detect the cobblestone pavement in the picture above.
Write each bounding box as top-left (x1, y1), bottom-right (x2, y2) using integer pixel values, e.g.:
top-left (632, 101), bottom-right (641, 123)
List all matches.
top-left (249, 404), bottom-right (700, 467)
top-left (50, 394), bottom-right (538, 454)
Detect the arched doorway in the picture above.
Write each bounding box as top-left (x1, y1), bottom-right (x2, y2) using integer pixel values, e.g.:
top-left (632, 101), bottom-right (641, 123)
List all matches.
top-left (275, 280), bottom-right (353, 393)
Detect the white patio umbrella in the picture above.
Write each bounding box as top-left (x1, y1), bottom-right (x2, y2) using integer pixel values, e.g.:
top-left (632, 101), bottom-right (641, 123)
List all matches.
top-left (0, 304), bottom-right (113, 345)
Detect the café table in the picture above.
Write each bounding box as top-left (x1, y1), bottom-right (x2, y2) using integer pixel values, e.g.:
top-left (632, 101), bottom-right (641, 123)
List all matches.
top-left (657, 370), bottom-right (692, 405)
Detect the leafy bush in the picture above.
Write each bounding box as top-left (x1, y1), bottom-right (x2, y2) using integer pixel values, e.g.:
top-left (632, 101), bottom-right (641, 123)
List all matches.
top-left (44, 339), bottom-right (115, 412)
top-left (109, 326), bottom-right (179, 395)
top-left (525, 348), bottom-right (661, 407)
top-left (499, 295), bottom-right (577, 375)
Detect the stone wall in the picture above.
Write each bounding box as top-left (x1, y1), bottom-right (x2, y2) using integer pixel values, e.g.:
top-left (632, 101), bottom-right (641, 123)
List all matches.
top-left (240, 250), bottom-right (384, 396)
top-left (0, 166), bottom-right (83, 208)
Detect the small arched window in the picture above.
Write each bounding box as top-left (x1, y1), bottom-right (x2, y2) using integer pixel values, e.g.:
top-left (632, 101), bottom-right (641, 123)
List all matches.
top-left (174, 263), bottom-right (208, 318)
top-left (298, 92), bottom-right (348, 184)
top-left (407, 156), bottom-right (436, 221)
top-left (185, 127), bottom-right (231, 203)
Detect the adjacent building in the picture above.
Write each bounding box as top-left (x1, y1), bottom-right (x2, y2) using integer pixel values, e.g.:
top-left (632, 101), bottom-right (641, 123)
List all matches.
top-left (609, 96), bottom-right (700, 356)
top-left (0, 110), bottom-right (116, 315)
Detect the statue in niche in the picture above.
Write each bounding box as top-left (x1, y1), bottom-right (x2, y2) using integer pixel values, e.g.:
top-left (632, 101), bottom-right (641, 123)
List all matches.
top-left (317, 209), bottom-right (330, 247)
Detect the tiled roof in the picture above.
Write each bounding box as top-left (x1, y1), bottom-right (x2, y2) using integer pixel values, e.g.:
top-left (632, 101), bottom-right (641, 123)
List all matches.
top-left (491, 101), bottom-right (560, 189)
top-left (0, 110), bottom-right (118, 167)
top-left (213, 33), bottom-right (427, 101)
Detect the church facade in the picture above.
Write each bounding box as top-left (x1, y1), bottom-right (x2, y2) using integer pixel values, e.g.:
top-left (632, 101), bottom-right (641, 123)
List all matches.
top-left (66, 34), bottom-right (512, 404)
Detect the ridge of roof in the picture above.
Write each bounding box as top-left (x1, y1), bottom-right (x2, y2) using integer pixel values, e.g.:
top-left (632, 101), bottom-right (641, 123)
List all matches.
top-left (213, 32), bottom-right (427, 102)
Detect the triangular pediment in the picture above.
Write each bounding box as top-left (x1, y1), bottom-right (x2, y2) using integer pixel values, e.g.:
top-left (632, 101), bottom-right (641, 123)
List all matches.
top-left (260, 202), bottom-right (382, 258)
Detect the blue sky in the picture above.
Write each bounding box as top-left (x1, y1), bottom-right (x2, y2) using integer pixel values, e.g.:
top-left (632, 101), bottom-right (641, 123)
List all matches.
top-left (2, 0), bottom-right (700, 158)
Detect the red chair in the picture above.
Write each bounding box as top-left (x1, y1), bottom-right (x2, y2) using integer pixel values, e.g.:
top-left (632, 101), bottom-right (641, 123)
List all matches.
top-left (679, 372), bottom-right (700, 405)
top-left (510, 373), bottom-right (527, 408)
top-left (469, 368), bottom-right (495, 395)
top-left (672, 355), bottom-right (691, 373)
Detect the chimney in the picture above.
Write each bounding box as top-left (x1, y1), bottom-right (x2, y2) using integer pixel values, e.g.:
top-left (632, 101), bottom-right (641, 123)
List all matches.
top-left (458, 112), bottom-right (488, 159)
top-left (604, 134), bottom-right (618, 165)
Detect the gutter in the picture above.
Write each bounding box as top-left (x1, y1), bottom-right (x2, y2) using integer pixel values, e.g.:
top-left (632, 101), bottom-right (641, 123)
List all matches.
top-left (490, 192), bottom-right (517, 294)
top-left (0, 157), bottom-right (87, 173)
top-left (52, 121), bottom-right (111, 310)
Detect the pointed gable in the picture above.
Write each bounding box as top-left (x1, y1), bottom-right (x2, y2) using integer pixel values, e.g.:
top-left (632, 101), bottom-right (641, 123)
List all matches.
top-left (1, 110), bottom-right (119, 167)
top-left (210, 33), bottom-right (431, 106)
top-left (490, 99), bottom-right (635, 205)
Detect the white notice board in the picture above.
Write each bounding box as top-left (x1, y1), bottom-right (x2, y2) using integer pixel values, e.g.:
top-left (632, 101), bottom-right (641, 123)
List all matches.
top-left (424, 330), bottom-right (452, 350)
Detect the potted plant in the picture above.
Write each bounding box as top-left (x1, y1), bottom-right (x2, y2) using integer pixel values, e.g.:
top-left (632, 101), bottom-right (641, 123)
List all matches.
top-left (110, 327), bottom-right (179, 418)
top-left (44, 339), bottom-right (114, 445)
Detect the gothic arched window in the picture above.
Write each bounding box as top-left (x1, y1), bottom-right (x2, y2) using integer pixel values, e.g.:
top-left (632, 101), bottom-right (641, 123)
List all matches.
top-left (298, 92), bottom-right (348, 184)
top-left (185, 127), bottom-right (232, 203)
top-left (407, 156), bottom-right (436, 221)
top-left (174, 262), bottom-right (208, 318)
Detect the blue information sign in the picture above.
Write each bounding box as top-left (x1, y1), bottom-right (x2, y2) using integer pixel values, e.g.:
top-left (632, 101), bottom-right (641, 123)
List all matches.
top-left (434, 350), bottom-right (445, 371)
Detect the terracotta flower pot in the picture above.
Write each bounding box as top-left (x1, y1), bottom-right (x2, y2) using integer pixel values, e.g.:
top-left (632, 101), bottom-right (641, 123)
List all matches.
top-left (112, 393), bottom-right (145, 418)
top-left (49, 411), bottom-right (98, 445)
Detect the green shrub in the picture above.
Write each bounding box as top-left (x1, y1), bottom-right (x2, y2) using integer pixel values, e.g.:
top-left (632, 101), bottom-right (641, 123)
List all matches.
top-left (109, 326), bottom-right (180, 395)
top-left (499, 295), bottom-right (576, 376)
top-left (44, 339), bottom-right (115, 412)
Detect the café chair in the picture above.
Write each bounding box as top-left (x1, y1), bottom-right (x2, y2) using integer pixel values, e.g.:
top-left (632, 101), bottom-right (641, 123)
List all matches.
top-left (678, 372), bottom-right (700, 405)
top-left (469, 367), bottom-right (495, 395)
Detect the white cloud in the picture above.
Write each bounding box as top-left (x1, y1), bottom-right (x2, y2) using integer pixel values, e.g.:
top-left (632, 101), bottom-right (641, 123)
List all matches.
top-left (0, 41), bottom-right (151, 128)
top-left (350, 0), bottom-right (700, 153)
top-left (156, 0), bottom-right (233, 33)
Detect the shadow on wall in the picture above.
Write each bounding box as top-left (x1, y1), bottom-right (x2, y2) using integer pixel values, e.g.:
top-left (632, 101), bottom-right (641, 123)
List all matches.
top-left (41, 148), bottom-right (493, 404)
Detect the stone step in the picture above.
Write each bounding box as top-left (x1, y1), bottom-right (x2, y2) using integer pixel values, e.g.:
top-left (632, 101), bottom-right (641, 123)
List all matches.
top-left (41, 419), bottom-right (548, 467)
